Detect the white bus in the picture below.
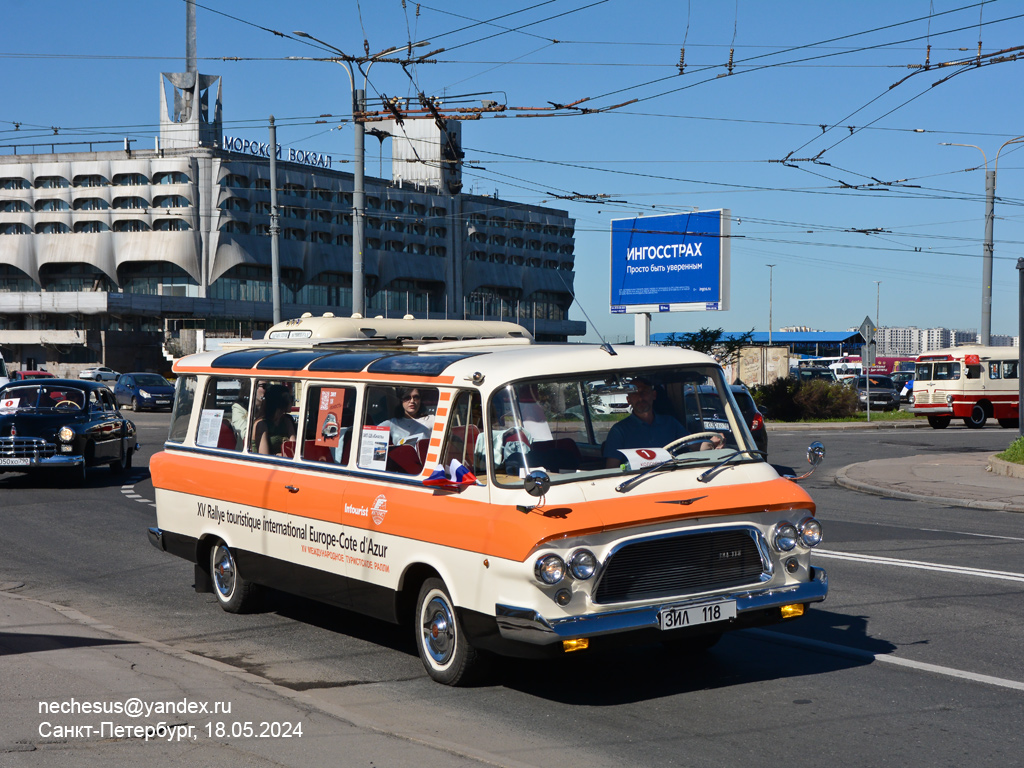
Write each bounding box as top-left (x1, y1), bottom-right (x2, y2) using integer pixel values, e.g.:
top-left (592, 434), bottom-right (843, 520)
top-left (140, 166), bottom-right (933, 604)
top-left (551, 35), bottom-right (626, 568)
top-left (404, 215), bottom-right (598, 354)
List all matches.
top-left (910, 346), bottom-right (1019, 429)
top-left (147, 315), bottom-right (828, 685)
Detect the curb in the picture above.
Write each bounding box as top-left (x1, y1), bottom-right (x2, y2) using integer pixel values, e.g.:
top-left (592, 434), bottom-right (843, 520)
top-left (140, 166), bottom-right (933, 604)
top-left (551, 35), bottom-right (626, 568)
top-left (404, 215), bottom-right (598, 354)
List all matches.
top-left (768, 420), bottom-right (928, 432)
top-left (833, 461), bottom-right (1024, 514)
top-left (989, 455), bottom-right (1024, 480)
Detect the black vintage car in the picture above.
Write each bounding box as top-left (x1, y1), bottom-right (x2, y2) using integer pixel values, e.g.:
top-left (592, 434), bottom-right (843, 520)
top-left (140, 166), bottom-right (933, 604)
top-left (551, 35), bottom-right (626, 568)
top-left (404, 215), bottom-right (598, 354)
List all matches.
top-left (0, 379), bottom-right (138, 481)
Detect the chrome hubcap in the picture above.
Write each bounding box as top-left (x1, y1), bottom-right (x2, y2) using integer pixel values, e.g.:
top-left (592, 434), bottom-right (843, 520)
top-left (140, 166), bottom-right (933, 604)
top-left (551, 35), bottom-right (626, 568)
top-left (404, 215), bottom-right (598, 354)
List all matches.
top-left (421, 594), bottom-right (455, 665)
top-left (212, 547), bottom-right (235, 598)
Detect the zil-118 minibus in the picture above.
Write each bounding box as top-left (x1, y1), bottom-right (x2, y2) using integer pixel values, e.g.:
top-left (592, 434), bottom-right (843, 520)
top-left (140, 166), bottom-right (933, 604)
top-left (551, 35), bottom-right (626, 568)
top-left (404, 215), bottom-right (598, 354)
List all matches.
top-left (148, 315), bottom-right (828, 685)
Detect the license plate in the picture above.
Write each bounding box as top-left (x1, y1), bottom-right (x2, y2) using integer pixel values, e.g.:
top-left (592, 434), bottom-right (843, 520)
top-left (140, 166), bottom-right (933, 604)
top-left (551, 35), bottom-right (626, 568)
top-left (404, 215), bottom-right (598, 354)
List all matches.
top-left (156, 400), bottom-right (170, 405)
top-left (659, 600), bottom-right (736, 631)
top-left (0, 457), bottom-right (30, 466)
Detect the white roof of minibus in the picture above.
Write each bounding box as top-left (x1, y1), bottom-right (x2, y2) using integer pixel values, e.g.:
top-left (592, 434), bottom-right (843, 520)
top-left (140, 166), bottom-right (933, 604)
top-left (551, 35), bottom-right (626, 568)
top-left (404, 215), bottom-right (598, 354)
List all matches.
top-left (173, 338), bottom-right (719, 387)
top-left (917, 345), bottom-right (1015, 359)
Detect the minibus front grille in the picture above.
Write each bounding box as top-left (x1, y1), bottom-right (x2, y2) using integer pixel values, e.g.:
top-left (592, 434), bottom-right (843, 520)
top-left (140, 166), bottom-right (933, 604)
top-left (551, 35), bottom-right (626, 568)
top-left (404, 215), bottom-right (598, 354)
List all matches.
top-left (0, 437), bottom-right (57, 459)
top-left (593, 529), bottom-right (766, 604)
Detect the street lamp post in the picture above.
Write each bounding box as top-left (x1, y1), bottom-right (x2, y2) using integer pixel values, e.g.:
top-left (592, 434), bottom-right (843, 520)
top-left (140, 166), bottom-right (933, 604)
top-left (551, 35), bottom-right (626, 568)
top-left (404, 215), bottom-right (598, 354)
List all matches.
top-left (873, 280), bottom-right (881, 329)
top-left (941, 136), bottom-right (1024, 345)
top-left (294, 32), bottom-right (428, 318)
top-left (766, 264), bottom-right (776, 346)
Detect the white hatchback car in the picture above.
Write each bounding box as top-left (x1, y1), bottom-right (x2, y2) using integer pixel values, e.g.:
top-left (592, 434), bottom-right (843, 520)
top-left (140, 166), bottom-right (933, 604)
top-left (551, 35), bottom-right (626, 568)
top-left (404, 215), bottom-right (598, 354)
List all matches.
top-left (80, 366), bottom-right (120, 382)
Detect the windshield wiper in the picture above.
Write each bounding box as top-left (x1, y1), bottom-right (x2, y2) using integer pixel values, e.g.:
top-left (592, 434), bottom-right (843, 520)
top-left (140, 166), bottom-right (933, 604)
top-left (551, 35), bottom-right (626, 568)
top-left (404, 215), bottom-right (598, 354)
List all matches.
top-left (615, 455), bottom-right (708, 494)
top-left (696, 449), bottom-right (767, 484)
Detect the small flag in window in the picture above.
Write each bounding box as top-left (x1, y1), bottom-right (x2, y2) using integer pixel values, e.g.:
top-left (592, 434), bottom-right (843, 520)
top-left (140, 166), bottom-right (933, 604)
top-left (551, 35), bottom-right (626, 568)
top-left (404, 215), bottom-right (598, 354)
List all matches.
top-left (424, 459), bottom-right (478, 487)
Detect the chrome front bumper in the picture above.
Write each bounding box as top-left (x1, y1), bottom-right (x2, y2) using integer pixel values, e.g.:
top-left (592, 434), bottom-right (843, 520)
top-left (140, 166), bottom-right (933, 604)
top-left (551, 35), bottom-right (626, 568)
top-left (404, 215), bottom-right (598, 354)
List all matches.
top-left (495, 567), bottom-right (828, 645)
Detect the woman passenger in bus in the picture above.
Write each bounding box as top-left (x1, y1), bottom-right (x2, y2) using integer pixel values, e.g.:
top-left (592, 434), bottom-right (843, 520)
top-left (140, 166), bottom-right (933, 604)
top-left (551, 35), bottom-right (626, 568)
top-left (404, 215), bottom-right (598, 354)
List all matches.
top-left (253, 384), bottom-right (296, 455)
top-left (381, 387), bottom-right (433, 445)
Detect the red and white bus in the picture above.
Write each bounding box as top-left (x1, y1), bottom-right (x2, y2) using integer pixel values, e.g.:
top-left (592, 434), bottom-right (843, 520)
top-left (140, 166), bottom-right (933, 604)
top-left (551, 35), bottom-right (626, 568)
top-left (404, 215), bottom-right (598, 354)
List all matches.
top-left (910, 346), bottom-right (1019, 429)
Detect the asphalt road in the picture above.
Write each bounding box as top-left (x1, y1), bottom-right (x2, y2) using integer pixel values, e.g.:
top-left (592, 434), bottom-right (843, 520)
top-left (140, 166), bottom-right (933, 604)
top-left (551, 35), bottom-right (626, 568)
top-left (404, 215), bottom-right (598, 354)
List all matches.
top-left (2, 413), bottom-right (1021, 767)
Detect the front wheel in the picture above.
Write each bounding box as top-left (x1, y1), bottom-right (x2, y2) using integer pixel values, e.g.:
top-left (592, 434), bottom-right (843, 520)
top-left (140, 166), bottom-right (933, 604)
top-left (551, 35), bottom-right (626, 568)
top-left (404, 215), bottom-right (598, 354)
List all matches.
top-left (130, 396), bottom-right (138, 411)
top-left (927, 415), bottom-right (951, 429)
top-left (210, 541), bottom-right (261, 613)
top-left (415, 578), bottom-right (484, 686)
top-left (964, 404), bottom-right (988, 429)
top-left (109, 445), bottom-right (128, 474)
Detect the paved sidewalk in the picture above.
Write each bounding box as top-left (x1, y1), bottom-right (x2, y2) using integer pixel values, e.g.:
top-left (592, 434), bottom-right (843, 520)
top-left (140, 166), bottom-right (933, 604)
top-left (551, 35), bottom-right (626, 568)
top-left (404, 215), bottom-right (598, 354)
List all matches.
top-left (0, 588), bottom-right (523, 768)
top-left (835, 452), bottom-right (1024, 513)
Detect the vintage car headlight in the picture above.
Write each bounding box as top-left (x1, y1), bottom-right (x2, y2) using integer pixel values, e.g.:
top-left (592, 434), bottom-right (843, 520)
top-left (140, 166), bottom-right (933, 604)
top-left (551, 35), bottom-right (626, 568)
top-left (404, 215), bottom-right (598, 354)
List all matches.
top-left (909, 393), bottom-right (916, 404)
top-left (58, 426), bottom-right (74, 443)
top-left (534, 554), bottom-right (566, 585)
top-left (773, 523), bottom-right (798, 552)
top-left (798, 517), bottom-right (823, 548)
top-left (946, 394), bottom-right (954, 404)
top-left (568, 549), bottom-right (597, 580)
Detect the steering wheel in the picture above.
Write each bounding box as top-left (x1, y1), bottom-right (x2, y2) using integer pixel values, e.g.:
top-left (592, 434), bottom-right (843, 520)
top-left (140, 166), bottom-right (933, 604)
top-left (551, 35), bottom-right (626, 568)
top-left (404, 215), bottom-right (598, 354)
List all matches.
top-left (54, 400), bottom-right (81, 410)
top-left (662, 431), bottom-right (721, 454)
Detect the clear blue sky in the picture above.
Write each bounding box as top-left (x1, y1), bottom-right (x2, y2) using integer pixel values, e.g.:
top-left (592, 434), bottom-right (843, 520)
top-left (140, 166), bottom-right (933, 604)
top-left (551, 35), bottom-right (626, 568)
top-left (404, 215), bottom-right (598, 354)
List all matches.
top-left (5, 1), bottom-right (1024, 341)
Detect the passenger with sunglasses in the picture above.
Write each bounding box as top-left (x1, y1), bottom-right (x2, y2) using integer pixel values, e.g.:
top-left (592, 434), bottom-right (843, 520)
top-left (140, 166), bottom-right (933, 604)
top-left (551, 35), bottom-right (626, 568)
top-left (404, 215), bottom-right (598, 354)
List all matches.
top-left (382, 387), bottom-right (433, 445)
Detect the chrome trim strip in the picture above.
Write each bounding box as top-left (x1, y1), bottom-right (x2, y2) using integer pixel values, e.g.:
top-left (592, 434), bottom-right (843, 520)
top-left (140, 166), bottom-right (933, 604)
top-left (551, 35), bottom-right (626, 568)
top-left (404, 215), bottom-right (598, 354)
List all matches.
top-left (495, 567), bottom-right (828, 645)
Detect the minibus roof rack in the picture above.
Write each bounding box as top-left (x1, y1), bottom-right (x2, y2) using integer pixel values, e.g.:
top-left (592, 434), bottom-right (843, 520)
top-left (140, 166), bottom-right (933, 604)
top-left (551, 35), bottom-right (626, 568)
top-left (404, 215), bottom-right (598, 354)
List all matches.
top-left (262, 314), bottom-right (534, 344)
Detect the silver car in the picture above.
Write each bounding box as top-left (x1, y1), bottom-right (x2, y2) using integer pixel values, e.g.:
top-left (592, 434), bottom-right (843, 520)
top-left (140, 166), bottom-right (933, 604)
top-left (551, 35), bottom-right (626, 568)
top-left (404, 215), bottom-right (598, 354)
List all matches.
top-left (80, 366), bottom-right (120, 382)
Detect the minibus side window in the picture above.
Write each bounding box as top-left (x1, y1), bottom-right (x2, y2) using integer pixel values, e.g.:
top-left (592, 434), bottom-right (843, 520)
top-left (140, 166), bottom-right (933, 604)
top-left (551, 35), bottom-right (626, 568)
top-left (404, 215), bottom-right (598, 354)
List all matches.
top-left (989, 362), bottom-right (1001, 380)
top-left (168, 376), bottom-right (197, 443)
top-left (1004, 361), bottom-right (1019, 379)
top-left (249, 380), bottom-right (298, 457)
top-left (965, 364), bottom-right (982, 380)
top-left (300, 385), bottom-right (356, 464)
top-left (440, 391), bottom-right (485, 477)
top-left (358, 384), bottom-right (438, 474)
top-left (196, 377), bottom-right (246, 451)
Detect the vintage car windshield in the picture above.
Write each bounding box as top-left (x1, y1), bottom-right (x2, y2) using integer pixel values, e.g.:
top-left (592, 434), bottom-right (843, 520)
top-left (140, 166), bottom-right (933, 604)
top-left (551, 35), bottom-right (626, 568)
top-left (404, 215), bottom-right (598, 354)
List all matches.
top-left (486, 364), bottom-right (759, 487)
top-left (0, 384), bottom-right (87, 411)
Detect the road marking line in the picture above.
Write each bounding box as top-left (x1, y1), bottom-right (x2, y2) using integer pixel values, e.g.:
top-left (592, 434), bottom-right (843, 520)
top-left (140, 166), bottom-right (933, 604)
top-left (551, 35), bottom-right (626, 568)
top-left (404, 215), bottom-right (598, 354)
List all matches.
top-left (748, 629), bottom-right (1024, 692)
top-left (815, 549), bottom-right (1024, 582)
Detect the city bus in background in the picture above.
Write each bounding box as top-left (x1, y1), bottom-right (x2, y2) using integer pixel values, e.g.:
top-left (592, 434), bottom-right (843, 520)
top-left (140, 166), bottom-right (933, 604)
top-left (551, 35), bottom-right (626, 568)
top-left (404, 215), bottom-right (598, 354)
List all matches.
top-left (909, 346), bottom-right (1019, 429)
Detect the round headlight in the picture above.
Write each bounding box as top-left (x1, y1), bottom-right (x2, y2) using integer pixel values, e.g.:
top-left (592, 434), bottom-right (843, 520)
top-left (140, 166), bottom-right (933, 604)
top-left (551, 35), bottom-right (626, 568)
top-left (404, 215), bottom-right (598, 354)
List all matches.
top-left (534, 554), bottom-right (566, 585)
top-left (909, 394), bottom-right (916, 404)
top-left (58, 426), bottom-right (74, 443)
top-left (798, 517), bottom-right (823, 548)
top-left (946, 394), bottom-right (954, 404)
top-left (773, 523), bottom-right (798, 552)
top-left (568, 550), bottom-right (597, 580)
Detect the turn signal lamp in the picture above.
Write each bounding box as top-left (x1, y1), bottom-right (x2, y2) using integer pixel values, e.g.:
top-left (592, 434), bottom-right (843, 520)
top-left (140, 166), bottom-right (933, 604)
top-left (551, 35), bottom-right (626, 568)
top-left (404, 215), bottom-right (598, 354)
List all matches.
top-left (562, 638), bottom-right (589, 653)
top-left (781, 603), bottom-right (805, 620)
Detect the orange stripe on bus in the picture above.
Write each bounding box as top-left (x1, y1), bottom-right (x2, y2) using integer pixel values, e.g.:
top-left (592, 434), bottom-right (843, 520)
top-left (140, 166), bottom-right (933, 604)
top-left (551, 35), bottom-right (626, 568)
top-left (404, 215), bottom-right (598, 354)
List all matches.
top-left (152, 451), bottom-right (814, 562)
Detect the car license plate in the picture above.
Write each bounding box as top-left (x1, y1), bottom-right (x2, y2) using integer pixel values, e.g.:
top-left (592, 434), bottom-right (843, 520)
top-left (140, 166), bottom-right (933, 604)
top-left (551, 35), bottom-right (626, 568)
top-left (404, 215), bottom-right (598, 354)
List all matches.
top-left (0, 457), bottom-right (30, 466)
top-left (658, 600), bottom-right (736, 631)
top-left (156, 400), bottom-right (169, 405)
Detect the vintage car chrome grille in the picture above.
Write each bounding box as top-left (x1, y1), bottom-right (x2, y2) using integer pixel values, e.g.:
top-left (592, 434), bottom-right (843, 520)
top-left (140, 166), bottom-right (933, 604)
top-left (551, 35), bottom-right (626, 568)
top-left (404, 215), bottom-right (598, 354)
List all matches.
top-left (593, 529), bottom-right (767, 605)
top-left (0, 437), bottom-right (57, 459)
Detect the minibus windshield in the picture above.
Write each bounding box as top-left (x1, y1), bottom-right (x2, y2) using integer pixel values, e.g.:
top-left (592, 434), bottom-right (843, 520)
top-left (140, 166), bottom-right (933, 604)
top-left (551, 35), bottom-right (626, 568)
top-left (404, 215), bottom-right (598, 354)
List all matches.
top-left (488, 365), bottom-right (757, 487)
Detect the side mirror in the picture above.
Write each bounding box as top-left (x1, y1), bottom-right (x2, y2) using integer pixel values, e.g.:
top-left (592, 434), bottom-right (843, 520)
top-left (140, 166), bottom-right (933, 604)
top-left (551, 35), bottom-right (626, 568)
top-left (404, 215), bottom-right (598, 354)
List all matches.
top-left (784, 441), bottom-right (825, 482)
top-left (523, 469), bottom-right (550, 497)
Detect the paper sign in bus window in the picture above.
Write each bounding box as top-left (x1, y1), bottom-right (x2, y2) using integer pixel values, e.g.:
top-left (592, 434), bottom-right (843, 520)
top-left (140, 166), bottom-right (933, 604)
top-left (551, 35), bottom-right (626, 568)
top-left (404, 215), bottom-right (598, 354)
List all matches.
top-left (316, 388), bottom-right (346, 447)
top-left (359, 425), bottom-right (390, 470)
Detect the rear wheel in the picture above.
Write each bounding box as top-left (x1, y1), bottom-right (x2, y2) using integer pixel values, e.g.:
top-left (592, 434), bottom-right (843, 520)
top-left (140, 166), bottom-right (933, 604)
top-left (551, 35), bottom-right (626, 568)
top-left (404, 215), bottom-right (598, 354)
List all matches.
top-left (210, 541), bottom-right (261, 613)
top-left (927, 415), bottom-right (951, 429)
top-left (964, 403), bottom-right (988, 429)
top-left (415, 578), bottom-right (484, 685)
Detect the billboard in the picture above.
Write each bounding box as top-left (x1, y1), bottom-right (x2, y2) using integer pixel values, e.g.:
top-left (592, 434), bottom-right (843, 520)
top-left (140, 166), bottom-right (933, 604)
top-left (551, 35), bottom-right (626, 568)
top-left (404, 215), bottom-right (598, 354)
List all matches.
top-left (609, 209), bottom-right (730, 313)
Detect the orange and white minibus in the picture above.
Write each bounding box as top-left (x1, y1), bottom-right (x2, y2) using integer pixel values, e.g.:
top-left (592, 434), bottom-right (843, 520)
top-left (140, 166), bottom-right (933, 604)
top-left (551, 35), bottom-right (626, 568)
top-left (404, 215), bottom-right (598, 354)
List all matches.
top-left (910, 345), bottom-right (1020, 429)
top-left (148, 315), bottom-right (827, 685)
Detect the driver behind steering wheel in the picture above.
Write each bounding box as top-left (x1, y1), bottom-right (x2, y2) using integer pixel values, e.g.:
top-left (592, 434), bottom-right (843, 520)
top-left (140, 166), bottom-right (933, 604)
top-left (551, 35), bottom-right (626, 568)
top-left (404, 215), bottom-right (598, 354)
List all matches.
top-left (602, 377), bottom-right (724, 467)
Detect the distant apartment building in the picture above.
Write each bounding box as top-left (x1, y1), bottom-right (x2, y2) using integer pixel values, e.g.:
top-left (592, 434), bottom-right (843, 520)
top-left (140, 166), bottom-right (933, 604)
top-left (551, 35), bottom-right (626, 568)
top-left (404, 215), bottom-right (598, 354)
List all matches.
top-left (876, 326), bottom-right (1018, 356)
